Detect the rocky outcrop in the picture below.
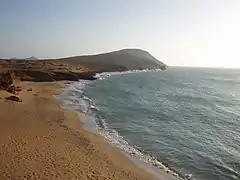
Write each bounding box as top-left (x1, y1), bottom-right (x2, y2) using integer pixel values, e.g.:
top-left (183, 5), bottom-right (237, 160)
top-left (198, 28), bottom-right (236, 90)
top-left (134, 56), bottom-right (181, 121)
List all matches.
top-left (0, 71), bottom-right (13, 90)
top-left (6, 85), bottom-right (16, 94)
top-left (0, 49), bottom-right (167, 89)
top-left (5, 95), bottom-right (22, 102)
top-left (0, 70), bottom-right (97, 85)
top-left (0, 71), bottom-right (22, 94)
top-left (17, 70), bottom-right (97, 82)
top-left (0, 71), bottom-right (18, 94)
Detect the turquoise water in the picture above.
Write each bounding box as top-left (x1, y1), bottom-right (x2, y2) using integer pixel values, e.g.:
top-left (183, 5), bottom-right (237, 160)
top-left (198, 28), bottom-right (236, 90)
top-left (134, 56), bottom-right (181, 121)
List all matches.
top-left (61, 67), bottom-right (240, 180)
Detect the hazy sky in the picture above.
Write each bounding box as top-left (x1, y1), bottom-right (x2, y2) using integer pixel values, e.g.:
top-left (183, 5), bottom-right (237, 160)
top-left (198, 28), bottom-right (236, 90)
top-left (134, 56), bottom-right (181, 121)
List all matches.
top-left (0, 0), bottom-right (239, 67)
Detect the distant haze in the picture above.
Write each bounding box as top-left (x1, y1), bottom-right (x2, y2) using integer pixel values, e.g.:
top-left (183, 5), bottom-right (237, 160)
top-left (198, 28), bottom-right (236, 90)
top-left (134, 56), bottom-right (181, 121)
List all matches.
top-left (0, 0), bottom-right (240, 68)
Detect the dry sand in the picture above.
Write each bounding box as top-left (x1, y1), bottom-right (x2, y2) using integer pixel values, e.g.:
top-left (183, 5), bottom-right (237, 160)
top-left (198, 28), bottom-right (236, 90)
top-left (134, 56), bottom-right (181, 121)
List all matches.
top-left (0, 82), bottom-right (156, 180)
top-left (0, 82), bottom-right (180, 180)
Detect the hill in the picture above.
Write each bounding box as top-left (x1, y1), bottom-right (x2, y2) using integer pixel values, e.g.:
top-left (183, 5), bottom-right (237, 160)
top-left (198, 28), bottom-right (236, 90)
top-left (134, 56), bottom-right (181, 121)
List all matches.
top-left (25, 56), bottom-right (38, 60)
top-left (55, 49), bottom-right (166, 71)
top-left (10, 56), bottom-right (38, 60)
top-left (0, 49), bottom-right (167, 82)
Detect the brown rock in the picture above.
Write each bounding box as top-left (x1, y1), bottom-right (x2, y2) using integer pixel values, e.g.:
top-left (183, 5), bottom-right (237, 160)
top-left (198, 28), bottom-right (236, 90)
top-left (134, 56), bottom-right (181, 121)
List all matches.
top-left (27, 88), bottom-right (33, 92)
top-left (6, 85), bottom-right (16, 94)
top-left (5, 95), bottom-right (22, 102)
top-left (16, 86), bottom-right (22, 92)
top-left (0, 71), bottom-right (14, 90)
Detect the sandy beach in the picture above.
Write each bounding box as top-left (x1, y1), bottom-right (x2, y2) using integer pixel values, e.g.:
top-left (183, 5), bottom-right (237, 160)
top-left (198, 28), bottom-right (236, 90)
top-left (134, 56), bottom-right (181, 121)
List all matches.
top-left (0, 81), bottom-right (157, 180)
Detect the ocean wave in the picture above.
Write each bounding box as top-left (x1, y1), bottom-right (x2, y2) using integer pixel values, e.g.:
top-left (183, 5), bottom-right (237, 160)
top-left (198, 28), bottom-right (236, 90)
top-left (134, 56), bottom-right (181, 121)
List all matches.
top-left (59, 80), bottom-right (93, 114)
top-left (90, 105), bottom-right (99, 111)
top-left (208, 161), bottom-right (240, 180)
top-left (95, 68), bottom-right (163, 80)
top-left (60, 68), bottom-right (240, 180)
top-left (204, 77), bottom-right (240, 85)
top-left (59, 80), bottom-right (194, 180)
top-left (95, 116), bottom-right (195, 180)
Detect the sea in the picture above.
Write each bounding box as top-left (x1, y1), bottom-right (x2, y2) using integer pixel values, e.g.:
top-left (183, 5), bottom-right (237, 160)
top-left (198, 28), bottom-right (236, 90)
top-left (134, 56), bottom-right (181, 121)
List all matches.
top-left (59, 67), bottom-right (240, 180)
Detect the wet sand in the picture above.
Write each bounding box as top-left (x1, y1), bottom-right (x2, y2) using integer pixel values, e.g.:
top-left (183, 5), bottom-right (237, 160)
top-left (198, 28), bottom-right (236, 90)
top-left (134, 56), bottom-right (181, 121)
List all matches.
top-left (0, 82), bottom-right (176, 180)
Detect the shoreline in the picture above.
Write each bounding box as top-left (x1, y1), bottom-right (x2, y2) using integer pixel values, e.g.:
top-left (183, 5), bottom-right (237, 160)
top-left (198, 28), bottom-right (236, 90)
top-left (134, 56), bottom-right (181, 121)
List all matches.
top-left (0, 81), bottom-right (154, 180)
top-left (59, 80), bottom-right (181, 180)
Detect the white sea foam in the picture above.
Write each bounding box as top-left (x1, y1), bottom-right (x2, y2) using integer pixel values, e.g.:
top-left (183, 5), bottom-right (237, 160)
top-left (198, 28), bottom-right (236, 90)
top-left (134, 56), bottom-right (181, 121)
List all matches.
top-left (95, 68), bottom-right (163, 80)
top-left (96, 123), bottom-right (185, 179)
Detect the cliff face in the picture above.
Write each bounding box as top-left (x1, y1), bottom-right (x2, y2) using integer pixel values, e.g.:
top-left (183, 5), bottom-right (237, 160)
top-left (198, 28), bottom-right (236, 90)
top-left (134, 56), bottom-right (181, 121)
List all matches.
top-left (56, 49), bottom-right (167, 72)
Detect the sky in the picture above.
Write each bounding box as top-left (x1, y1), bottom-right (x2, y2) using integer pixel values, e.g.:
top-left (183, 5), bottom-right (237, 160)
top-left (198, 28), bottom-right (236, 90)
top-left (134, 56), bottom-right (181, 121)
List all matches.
top-left (0, 0), bottom-right (240, 68)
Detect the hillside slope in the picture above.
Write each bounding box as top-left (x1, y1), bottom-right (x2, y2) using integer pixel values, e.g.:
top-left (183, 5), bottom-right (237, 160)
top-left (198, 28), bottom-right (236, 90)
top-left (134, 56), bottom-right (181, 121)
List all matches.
top-left (56, 49), bottom-right (166, 71)
top-left (0, 49), bottom-right (166, 83)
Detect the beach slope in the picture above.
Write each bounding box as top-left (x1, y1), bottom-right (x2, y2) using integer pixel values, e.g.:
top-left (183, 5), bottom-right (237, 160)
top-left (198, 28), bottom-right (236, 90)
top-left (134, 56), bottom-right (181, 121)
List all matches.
top-left (0, 82), bottom-right (154, 180)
